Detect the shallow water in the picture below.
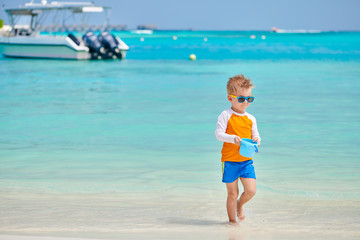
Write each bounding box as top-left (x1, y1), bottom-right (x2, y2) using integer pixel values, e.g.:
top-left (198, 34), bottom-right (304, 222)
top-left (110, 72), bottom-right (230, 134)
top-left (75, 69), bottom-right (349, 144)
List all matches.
top-left (0, 31), bottom-right (360, 238)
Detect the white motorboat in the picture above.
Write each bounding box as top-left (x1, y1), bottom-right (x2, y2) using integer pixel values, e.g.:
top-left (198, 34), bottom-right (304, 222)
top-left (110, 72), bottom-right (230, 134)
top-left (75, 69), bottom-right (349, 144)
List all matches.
top-left (0, 1), bottom-right (129, 60)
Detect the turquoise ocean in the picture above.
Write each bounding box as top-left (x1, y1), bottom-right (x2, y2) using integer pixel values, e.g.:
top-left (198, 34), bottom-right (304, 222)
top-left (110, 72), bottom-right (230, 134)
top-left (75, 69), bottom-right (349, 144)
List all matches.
top-left (1, 31), bottom-right (360, 239)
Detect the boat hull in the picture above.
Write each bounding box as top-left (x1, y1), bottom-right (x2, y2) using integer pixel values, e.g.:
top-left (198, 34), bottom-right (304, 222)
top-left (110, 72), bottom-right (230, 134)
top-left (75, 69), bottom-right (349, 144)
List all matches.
top-left (0, 43), bottom-right (91, 59)
top-left (0, 35), bottom-right (128, 60)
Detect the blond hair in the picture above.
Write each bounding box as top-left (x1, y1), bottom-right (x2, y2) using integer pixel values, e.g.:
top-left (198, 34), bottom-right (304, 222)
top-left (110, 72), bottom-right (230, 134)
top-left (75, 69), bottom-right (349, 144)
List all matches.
top-left (227, 74), bottom-right (254, 94)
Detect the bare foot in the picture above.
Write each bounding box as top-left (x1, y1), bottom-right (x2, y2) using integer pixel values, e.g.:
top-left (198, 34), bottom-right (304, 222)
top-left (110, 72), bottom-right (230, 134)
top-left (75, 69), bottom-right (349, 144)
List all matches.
top-left (237, 207), bottom-right (245, 222)
top-left (228, 220), bottom-right (240, 227)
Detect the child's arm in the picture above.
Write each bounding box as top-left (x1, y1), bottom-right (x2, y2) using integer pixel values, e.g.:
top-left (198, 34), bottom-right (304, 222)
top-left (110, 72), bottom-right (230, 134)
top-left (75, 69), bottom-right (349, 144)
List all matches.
top-left (215, 111), bottom-right (240, 145)
top-left (251, 117), bottom-right (261, 146)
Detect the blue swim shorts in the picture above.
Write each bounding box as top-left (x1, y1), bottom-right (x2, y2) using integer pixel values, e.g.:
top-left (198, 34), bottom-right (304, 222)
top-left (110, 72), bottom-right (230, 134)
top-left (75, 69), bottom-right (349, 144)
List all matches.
top-left (222, 160), bottom-right (256, 183)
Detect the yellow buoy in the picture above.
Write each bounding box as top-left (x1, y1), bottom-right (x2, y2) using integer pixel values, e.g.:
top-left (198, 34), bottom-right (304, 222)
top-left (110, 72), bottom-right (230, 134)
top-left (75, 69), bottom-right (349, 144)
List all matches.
top-left (173, 36), bottom-right (178, 40)
top-left (189, 54), bottom-right (196, 60)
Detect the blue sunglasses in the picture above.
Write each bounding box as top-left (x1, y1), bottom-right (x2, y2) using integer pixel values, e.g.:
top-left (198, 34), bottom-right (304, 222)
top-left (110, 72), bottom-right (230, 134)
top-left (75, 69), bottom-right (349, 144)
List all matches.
top-left (230, 95), bottom-right (255, 103)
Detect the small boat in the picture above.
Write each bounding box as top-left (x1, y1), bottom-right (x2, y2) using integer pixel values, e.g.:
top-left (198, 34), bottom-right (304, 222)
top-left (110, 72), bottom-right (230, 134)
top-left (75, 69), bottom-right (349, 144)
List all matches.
top-left (0, 1), bottom-right (129, 60)
top-left (271, 26), bottom-right (321, 34)
top-left (131, 30), bottom-right (153, 35)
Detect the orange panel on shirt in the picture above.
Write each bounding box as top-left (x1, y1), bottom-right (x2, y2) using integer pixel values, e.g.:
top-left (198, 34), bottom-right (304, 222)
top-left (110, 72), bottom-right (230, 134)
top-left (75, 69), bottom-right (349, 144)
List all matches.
top-left (221, 114), bottom-right (253, 162)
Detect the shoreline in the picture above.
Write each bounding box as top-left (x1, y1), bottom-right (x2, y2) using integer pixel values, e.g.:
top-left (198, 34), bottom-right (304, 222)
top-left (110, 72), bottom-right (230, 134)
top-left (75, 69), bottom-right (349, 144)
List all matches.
top-left (1, 191), bottom-right (360, 240)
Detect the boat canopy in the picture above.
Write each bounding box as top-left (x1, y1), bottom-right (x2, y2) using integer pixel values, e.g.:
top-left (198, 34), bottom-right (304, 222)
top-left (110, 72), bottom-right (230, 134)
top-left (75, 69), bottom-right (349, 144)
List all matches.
top-left (4, 1), bottom-right (111, 35)
top-left (5, 1), bottom-right (110, 16)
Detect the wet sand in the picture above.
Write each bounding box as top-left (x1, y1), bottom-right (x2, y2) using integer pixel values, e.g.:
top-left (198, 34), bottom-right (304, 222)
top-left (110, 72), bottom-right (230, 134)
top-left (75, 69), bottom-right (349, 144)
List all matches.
top-left (1, 191), bottom-right (359, 240)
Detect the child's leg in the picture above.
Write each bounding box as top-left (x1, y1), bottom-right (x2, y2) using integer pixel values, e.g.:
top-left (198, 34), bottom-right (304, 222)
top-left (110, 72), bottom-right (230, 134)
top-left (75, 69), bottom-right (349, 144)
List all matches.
top-left (237, 178), bottom-right (256, 221)
top-left (226, 178), bottom-right (239, 223)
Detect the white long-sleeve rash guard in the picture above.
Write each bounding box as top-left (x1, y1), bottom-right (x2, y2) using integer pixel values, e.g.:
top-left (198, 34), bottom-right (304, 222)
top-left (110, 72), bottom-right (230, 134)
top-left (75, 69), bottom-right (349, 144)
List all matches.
top-left (215, 108), bottom-right (261, 144)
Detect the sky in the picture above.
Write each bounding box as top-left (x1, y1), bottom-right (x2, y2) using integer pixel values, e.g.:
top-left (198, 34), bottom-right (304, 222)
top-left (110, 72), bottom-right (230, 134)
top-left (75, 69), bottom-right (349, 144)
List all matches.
top-left (1, 0), bottom-right (360, 31)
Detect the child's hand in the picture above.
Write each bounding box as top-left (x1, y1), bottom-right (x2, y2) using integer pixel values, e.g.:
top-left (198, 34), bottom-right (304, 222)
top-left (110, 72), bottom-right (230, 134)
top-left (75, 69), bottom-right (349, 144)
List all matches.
top-left (252, 137), bottom-right (261, 146)
top-left (234, 136), bottom-right (241, 146)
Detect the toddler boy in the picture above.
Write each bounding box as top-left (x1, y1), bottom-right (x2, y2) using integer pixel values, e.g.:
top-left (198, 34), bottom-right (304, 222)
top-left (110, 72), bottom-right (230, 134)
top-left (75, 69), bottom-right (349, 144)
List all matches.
top-left (215, 74), bottom-right (261, 224)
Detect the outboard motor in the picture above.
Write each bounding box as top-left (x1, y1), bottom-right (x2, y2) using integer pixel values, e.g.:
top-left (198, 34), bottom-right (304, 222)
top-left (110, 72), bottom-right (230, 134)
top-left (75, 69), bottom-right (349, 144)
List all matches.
top-left (82, 32), bottom-right (105, 60)
top-left (98, 32), bottom-right (122, 59)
